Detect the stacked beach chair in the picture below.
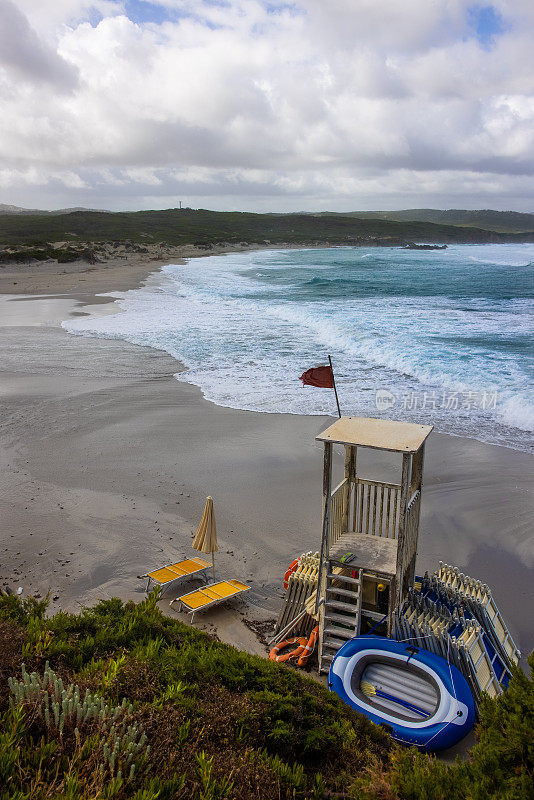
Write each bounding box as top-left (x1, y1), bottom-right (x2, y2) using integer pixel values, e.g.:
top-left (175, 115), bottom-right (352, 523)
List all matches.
top-left (435, 562), bottom-right (521, 668)
top-left (274, 552), bottom-right (320, 640)
top-left (394, 566), bottom-right (520, 708)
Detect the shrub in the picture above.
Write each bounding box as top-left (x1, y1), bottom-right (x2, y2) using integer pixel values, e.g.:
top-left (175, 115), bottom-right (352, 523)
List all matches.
top-left (8, 662), bottom-right (147, 789)
top-left (0, 592), bottom-right (531, 800)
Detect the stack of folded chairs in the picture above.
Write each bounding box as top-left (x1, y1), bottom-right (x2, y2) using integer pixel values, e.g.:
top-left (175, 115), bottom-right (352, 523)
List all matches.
top-left (394, 565), bottom-right (520, 710)
top-left (274, 552), bottom-right (320, 640)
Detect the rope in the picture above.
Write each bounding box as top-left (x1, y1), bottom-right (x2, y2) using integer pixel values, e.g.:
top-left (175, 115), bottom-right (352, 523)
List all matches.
top-left (420, 635), bottom-right (460, 750)
top-left (395, 633), bottom-right (443, 643)
top-left (366, 614), bottom-right (388, 635)
top-left (382, 631), bottom-right (463, 750)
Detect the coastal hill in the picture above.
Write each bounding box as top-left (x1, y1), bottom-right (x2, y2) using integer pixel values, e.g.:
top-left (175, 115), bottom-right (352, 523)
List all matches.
top-left (316, 209), bottom-right (534, 235)
top-left (0, 208), bottom-right (533, 253)
top-left (0, 203), bottom-right (109, 216)
top-left (2, 204), bottom-right (533, 235)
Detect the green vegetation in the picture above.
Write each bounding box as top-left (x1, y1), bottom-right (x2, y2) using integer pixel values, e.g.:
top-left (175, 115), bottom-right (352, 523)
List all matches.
top-left (0, 592), bottom-right (532, 799)
top-left (0, 208), bottom-right (532, 251)
top-left (0, 244), bottom-right (95, 263)
top-left (317, 208), bottom-right (534, 235)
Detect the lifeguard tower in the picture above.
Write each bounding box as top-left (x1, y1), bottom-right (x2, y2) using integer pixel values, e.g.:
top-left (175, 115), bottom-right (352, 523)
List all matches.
top-left (316, 416), bottom-right (433, 673)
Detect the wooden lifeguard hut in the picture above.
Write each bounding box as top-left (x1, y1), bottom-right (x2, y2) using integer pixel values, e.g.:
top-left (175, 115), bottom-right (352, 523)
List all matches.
top-left (316, 416), bottom-right (433, 674)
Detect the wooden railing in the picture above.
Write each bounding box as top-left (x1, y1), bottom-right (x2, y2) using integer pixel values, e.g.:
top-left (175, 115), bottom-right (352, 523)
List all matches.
top-left (352, 479), bottom-right (401, 539)
top-left (328, 478), bottom-right (348, 549)
top-left (401, 490), bottom-right (420, 572)
top-left (325, 477), bottom-right (402, 549)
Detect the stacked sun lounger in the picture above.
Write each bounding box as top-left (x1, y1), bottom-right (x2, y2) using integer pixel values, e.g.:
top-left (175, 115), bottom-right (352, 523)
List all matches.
top-left (394, 568), bottom-right (519, 708)
top-left (435, 562), bottom-right (521, 667)
top-left (274, 552), bottom-right (320, 638)
top-left (394, 590), bottom-right (496, 705)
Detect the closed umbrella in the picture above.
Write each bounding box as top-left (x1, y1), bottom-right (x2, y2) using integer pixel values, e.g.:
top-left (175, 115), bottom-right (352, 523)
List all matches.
top-left (192, 496), bottom-right (218, 580)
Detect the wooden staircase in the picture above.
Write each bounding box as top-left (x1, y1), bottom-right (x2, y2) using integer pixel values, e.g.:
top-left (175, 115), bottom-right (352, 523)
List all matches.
top-left (318, 562), bottom-right (362, 674)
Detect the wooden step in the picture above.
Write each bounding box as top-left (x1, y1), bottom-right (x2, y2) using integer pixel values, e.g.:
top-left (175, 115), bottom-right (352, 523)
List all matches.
top-left (324, 612), bottom-right (358, 627)
top-left (327, 572), bottom-right (360, 586)
top-left (326, 599), bottom-right (360, 614)
top-left (326, 585), bottom-right (360, 600)
top-left (323, 637), bottom-right (348, 652)
top-left (323, 626), bottom-right (354, 641)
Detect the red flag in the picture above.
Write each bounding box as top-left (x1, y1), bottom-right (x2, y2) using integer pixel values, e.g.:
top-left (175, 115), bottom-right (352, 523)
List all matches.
top-left (299, 365), bottom-right (334, 388)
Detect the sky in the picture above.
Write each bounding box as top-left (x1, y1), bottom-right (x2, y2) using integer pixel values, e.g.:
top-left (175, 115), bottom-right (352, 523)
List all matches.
top-left (0, 0), bottom-right (533, 212)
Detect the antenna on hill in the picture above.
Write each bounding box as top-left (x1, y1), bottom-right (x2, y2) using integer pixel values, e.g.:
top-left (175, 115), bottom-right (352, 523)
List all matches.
top-left (179, 200), bottom-right (182, 209)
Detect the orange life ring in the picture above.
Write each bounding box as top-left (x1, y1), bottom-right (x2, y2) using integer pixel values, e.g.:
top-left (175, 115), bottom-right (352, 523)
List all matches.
top-left (269, 636), bottom-right (307, 662)
top-left (297, 625), bottom-right (319, 667)
top-left (283, 558), bottom-right (300, 590)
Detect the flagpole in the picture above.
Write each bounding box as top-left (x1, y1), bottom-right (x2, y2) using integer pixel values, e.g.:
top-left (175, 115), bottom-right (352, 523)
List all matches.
top-left (328, 355), bottom-right (342, 418)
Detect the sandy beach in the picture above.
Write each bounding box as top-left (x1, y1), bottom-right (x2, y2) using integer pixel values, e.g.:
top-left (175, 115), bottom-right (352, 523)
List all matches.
top-left (0, 256), bottom-right (532, 661)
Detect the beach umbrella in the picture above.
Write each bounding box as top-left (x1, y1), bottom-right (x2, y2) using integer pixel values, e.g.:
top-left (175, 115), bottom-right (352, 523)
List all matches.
top-left (192, 496), bottom-right (218, 580)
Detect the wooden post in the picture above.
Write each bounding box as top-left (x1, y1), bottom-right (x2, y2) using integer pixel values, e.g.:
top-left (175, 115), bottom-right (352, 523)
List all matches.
top-left (394, 452), bottom-right (412, 611)
top-left (342, 445), bottom-right (357, 533)
top-left (317, 440), bottom-right (333, 668)
top-left (410, 444), bottom-right (424, 495)
top-left (406, 443), bottom-right (426, 588)
top-left (316, 441), bottom-right (332, 614)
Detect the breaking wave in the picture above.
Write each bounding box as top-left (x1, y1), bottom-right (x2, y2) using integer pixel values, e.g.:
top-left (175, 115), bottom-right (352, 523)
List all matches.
top-left (63, 243), bottom-right (534, 452)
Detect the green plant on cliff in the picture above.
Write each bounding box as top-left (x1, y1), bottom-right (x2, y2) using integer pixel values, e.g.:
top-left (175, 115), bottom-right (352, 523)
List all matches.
top-left (8, 662), bottom-right (147, 783)
top-left (0, 591), bottom-right (531, 800)
top-left (386, 653), bottom-right (534, 800)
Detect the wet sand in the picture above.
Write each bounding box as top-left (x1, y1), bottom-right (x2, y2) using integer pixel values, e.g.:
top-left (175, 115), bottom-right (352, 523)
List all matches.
top-left (0, 270), bottom-right (532, 660)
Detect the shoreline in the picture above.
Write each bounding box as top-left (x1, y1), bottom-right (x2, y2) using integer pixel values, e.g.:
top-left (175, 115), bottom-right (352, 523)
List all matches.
top-left (0, 254), bottom-right (532, 662)
top-left (0, 240), bottom-right (351, 296)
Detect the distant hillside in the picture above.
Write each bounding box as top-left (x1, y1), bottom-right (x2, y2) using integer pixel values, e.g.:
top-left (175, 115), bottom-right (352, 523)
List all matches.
top-left (0, 208), bottom-right (532, 248)
top-left (0, 203), bottom-right (108, 215)
top-left (3, 205), bottom-right (533, 234)
top-left (317, 209), bottom-right (534, 234)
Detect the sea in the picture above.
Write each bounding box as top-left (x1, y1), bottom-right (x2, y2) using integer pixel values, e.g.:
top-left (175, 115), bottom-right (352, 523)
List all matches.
top-left (62, 243), bottom-right (534, 453)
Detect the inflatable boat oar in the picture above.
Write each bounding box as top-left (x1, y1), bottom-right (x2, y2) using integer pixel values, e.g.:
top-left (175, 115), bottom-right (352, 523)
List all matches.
top-left (360, 680), bottom-right (429, 718)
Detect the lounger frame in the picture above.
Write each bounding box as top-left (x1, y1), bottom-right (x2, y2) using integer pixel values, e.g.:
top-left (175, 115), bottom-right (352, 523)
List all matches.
top-left (170, 580), bottom-right (250, 621)
top-left (142, 557), bottom-right (211, 594)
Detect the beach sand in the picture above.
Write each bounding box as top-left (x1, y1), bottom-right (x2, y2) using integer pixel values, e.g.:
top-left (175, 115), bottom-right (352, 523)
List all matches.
top-left (0, 257), bottom-right (532, 664)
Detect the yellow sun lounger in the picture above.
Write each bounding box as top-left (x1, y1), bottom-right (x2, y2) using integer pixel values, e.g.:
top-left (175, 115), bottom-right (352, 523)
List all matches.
top-left (142, 557), bottom-right (211, 593)
top-left (169, 579), bottom-right (251, 621)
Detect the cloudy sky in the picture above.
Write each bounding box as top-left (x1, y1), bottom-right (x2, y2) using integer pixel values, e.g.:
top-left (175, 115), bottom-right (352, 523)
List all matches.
top-left (0, 0), bottom-right (533, 211)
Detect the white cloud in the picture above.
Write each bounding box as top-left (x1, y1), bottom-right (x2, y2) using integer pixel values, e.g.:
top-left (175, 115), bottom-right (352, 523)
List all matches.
top-left (14, 0), bottom-right (121, 34)
top-left (0, 0), bottom-right (533, 210)
top-left (0, 0), bottom-right (78, 89)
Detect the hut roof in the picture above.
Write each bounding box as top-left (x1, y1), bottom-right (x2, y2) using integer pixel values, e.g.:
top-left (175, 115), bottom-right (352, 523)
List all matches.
top-left (316, 416), bottom-right (433, 453)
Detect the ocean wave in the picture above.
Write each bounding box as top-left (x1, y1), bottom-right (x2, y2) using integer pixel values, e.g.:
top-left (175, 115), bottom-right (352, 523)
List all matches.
top-left (468, 256), bottom-right (533, 268)
top-left (304, 276), bottom-right (334, 285)
top-left (498, 396), bottom-right (534, 432)
top-left (62, 244), bottom-right (534, 452)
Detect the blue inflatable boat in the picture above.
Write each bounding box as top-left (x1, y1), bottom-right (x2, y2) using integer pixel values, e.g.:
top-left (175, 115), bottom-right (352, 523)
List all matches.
top-left (328, 635), bottom-right (475, 751)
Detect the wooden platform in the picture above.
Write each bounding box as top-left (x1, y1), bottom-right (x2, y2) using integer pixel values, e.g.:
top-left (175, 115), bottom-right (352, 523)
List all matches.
top-left (316, 416), bottom-right (433, 453)
top-left (329, 532), bottom-right (398, 576)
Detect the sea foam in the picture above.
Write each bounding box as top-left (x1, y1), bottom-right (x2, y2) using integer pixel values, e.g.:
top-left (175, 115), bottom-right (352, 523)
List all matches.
top-left (62, 244), bottom-right (534, 452)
